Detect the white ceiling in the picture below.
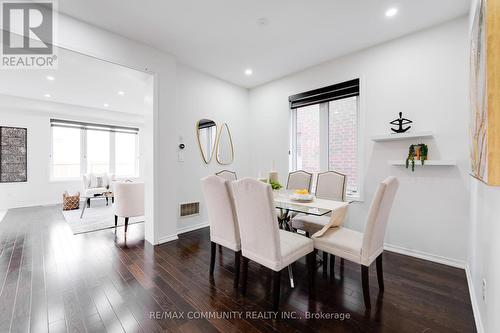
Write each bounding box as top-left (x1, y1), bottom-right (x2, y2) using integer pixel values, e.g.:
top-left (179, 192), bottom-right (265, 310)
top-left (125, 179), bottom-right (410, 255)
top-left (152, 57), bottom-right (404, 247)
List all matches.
top-left (58, 0), bottom-right (470, 88)
top-left (0, 46), bottom-right (151, 114)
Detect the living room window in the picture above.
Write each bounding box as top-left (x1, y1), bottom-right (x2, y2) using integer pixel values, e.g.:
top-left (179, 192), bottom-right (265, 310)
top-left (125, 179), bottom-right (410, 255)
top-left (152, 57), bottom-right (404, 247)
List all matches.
top-left (50, 119), bottom-right (140, 180)
top-left (290, 79), bottom-right (361, 199)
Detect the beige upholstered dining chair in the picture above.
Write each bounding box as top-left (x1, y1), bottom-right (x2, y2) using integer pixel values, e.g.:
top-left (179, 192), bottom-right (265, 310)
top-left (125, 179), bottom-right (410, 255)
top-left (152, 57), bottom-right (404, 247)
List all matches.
top-left (313, 176), bottom-right (399, 308)
top-left (292, 171), bottom-right (347, 234)
top-left (286, 170), bottom-right (313, 192)
top-left (215, 170), bottom-right (237, 182)
top-left (230, 178), bottom-right (315, 310)
top-left (201, 175), bottom-right (242, 288)
top-left (114, 182), bottom-right (144, 234)
top-left (291, 171), bottom-right (347, 274)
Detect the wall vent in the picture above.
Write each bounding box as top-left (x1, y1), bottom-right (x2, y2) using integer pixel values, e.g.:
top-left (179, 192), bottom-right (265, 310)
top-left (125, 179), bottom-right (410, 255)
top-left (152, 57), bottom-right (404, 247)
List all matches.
top-left (179, 202), bottom-right (200, 218)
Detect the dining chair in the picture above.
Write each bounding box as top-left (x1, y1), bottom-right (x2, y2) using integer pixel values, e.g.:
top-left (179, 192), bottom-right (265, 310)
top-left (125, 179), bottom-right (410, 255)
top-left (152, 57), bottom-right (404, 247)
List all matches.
top-left (114, 181), bottom-right (144, 234)
top-left (313, 176), bottom-right (399, 309)
top-left (230, 177), bottom-right (315, 310)
top-left (292, 171), bottom-right (347, 236)
top-left (215, 170), bottom-right (237, 181)
top-left (286, 170), bottom-right (313, 192)
top-left (201, 175), bottom-right (242, 288)
top-left (291, 171), bottom-right (347, 274)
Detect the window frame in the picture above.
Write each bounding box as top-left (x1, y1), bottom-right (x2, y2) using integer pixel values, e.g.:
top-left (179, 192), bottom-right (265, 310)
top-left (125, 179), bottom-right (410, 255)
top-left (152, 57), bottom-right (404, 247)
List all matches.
top-left (50, 122), bottom-right (141, 181)
top-left (290, 93), bottom-right (363, 202)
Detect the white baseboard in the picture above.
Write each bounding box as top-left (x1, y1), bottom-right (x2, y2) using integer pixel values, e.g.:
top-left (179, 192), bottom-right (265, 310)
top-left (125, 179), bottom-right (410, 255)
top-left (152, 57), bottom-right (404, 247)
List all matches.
top-left (383, 243), bottom-right (466, 269)
top-left (156, 234), bottom-right (179, 245)
top-left (177, 222), bottom-right (209, 235)
top-left (465, 264), bottom-right (484, 333)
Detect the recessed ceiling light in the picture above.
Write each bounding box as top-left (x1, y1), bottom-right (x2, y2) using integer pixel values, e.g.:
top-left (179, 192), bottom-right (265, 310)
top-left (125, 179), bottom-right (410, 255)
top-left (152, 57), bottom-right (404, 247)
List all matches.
top-left (44, 93), bottom-right (51, 98)
top-left (46, 75), bottom-right (55, 81)
top-left (385, 7), bottom-right (398, 17)
top-left (103, 103), bottom-right (109, 107)
top-left (244, 69), bottom-right (253, 76)
top-left (117, 91), bottom-right (125, 96)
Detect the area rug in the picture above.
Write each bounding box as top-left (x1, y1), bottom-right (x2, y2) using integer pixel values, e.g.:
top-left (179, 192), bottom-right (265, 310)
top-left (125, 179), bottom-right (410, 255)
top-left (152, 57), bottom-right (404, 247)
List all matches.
top-left (62, 199), bottom-right (144, 235)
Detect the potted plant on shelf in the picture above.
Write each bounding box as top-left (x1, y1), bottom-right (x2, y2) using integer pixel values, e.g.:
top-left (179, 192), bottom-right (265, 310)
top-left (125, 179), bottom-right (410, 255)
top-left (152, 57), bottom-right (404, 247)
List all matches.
top-left (406, 143), bottom-right (428, 171)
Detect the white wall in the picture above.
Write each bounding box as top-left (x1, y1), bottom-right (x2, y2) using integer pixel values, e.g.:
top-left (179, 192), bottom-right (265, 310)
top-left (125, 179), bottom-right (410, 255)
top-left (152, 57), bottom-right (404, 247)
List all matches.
top-left (0, 95), bottom-right (144, 209)
top-left (249, 17), bottom-right (470, 264)
top-left (468, 179), bottom-right (500, 333)
top-left (174, 64), bottom-right (250, 232)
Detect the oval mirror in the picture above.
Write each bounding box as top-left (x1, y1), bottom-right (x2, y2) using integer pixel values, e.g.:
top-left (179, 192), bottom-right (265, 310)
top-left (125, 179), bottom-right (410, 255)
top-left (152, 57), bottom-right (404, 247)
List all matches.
top-left (216, 123), bottom-right (234, 165)
top-left (196, 119), bottom-right (217, 164)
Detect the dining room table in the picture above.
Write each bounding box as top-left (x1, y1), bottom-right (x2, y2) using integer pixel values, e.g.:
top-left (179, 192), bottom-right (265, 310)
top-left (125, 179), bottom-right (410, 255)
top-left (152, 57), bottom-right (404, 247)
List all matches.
top-left (272, 190), bottom-right (351, 287)
top-left (274, 191), bottom-right (349, 231)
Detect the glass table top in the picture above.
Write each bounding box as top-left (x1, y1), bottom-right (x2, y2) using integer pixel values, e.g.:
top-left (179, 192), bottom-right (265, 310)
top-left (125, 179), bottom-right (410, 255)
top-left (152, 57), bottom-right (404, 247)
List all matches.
top-left (275, 201), bottom-right (331, 216)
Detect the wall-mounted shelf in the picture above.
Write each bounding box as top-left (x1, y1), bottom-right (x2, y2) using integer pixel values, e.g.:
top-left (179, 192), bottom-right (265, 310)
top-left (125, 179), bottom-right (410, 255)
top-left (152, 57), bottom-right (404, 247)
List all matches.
top-left (388, 160), bottom-right (457, 166)
top-left (371, 131), bottom-right (434, 142)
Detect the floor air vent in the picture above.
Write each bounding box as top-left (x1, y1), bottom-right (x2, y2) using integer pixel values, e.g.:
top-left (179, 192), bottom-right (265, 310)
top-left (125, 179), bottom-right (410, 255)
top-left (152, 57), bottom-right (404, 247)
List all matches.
top-left (179, 202), bottom-right (200, 217)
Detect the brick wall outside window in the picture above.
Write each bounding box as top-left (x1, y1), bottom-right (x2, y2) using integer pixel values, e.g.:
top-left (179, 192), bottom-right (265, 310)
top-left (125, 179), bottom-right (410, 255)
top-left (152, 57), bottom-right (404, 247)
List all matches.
top-left (296, 104), bottom-right (321, 174)
top-left (328, 97), bottom-right (358, 195)
top-left (294, 96), bottom-right (358, 197)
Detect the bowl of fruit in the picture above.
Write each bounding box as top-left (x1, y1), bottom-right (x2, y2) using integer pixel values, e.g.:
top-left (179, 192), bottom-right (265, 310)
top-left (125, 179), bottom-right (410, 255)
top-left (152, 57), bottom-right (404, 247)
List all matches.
top-left (289, 189), bottom-right (314, 202)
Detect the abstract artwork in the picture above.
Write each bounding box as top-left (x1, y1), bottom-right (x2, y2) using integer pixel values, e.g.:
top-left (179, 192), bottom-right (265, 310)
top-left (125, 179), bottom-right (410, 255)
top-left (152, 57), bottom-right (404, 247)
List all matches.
top-left (470, 0), bottom-right (500, 185)
top-left (0, 127), bottom-right (27, 183)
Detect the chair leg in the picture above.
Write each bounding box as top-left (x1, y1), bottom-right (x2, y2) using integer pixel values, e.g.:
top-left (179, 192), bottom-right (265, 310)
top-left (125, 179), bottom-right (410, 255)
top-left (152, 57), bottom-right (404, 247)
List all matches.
top-left (376, 254), bottom-right (384, 292)
top-left (209, 242), bottom-right (216, 276)
top-left (307, 252), bottom-right (316, 287)
top-left (323, 252), bottom-right (328, 277)
top-left (87, 198), bottom-right (91, 208)
top-left (114, 215), bottom-right (118, 227)
top-left (361, 265), bottom-right (371, 309)
top-left (330, 254), bottom-right (335, 278)
top-left (241, 257), bottom-right (249, 295)
top-left (124, 217), bottom-right (129, 233)
top-left (234, 251), bottom-right (241, 289)
top-left (272, 270), bottom-right (281, 311)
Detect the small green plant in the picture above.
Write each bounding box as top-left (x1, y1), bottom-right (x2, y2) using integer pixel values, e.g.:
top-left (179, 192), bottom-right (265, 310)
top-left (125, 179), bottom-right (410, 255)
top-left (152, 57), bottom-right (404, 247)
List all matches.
top-left (406, 143), bottom-right (428, 172)
top-left (269, 180), bottom-right (282, 190)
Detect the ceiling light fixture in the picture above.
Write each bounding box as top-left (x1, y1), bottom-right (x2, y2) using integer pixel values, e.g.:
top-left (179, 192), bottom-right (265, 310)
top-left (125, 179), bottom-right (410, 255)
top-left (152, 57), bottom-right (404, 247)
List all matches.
top-left (103, 103), bottom-right (109, 107)
top-left (385, 7), bottom-right (398, 17)
top-left (118, 91), bottom-right (125, 96)
top-left (46, 75), bottom-right (55, 81)
top-left (244, 69), bottom-right (253, 76)
top-left (44, 93), bottom-right (51, 98)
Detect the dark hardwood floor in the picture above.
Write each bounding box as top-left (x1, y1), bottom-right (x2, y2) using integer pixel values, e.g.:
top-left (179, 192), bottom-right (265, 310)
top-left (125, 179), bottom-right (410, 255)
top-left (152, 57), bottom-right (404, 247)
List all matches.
top-left (0, 206), bottom-right (476, 332)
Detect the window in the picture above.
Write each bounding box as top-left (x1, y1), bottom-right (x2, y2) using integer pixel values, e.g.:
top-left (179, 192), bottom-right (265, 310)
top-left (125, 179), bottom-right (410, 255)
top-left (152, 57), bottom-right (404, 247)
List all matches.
top-left (295, 104), bottom-right (321, 175)
top-left (290, 79), bottom-right (360, 199)
top-left (50, 120), bottom-right (139, 179)
top-left (328, 97), bottom-right (358, 196)
top-left (86, 129), bottom-right (110, 174)
top-left (52, 126), bottom-right (81, 178)
top-left (115, 132), bottom-right (138, 177)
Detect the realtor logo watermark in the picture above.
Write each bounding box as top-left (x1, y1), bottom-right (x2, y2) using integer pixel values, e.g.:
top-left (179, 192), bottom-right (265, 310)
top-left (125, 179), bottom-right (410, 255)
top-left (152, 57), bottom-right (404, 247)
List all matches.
top-left (1, 0), bottom-right (57, 68)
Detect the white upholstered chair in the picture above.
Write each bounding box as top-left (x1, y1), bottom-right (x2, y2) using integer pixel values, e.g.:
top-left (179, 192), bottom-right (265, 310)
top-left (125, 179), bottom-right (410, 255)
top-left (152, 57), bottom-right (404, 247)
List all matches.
top-left (230, 177), bottom-right (315, 310)
top-left (286, 170), bottom-right (313, 192)
top-left (292, 171), bottom-right (347, 236)
top-left (215, 170), bottom-right (237, 182)
top-left (113, 182), bottom-right (144, 233)
top-left (82, 173), bottom-right (115, 207)
top-left (201, 175), bottom-right (242, 288)
top-left (291, 171), bottom-right (347, 274)
top-left (313, 176), bottom-right (399, 308)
